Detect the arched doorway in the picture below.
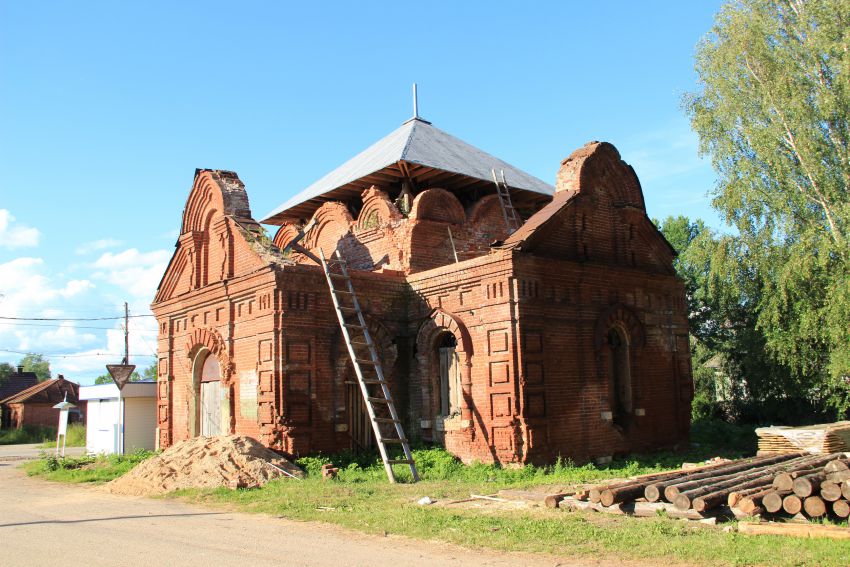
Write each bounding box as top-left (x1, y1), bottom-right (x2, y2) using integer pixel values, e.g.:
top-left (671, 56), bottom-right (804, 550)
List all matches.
top-left (607, 326), bottom-right (632, 429)
top-left (436, 333), bottom-right (461, 418)
top-left (194, 349), bottom-right (222, 436)
top-left (432, 332), bottom-right (461, 443)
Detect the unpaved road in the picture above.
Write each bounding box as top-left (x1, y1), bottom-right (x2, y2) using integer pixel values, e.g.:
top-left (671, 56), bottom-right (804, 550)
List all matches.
top-left (0, 443), bottom-right (85, 461)
top-left (0, 462), bottom-right (628, 567)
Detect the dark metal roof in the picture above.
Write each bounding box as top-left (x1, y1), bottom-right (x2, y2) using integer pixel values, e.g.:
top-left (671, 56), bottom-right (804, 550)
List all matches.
top-left (0, 373), bottom-right (38, 401)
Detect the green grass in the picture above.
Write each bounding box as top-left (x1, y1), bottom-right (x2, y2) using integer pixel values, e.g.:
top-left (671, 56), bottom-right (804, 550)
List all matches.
top-left (23, 420), bottom-right (850, 565)
top-left (0, 423), bottom-right (86, 446)
top-left (172, 444), bottom-right (848, 567)
top-left (23, 449), bottom-right (155, 483)
top-left (38, 423), bottom-right (86, 448)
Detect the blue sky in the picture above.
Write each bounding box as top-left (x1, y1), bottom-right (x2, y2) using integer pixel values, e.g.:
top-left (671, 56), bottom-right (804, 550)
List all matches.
top-left (0, 1), bottom-right (724, 382)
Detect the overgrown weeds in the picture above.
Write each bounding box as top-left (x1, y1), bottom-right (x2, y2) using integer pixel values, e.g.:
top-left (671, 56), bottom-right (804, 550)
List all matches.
top-left (24, 449), bottom-right (155, 483)
top-left (0, 423), bottom-right (86, 446)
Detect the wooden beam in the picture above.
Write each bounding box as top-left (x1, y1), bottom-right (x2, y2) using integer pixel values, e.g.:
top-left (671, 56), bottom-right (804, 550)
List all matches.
top-left (738, 521), bottom-right (850, 540)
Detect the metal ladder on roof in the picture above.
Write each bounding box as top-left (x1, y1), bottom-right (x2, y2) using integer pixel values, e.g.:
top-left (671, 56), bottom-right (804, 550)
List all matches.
top-left (491, 169), bottom-right (522, 233)
top-left (318, 249), bottom-right (420, 483)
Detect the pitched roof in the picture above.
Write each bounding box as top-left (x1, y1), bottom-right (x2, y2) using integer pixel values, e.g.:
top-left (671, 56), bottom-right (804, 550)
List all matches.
top-left (261, 118), bottom-right (554, 224)
top-left (0, 373), bottom-right (38, 401)
top-left (0, 377), bottom-right (78, 405)
top-left (499, 189), bottom-right (578, 249)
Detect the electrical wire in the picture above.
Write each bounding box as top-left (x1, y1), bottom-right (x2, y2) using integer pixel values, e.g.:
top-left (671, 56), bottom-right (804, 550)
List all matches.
top-left (0, 349), bottom-right (156, 359)
top-left (0, 321), bottom-right (119, 330)
top-left (0, 314), bottom-right (155, 321)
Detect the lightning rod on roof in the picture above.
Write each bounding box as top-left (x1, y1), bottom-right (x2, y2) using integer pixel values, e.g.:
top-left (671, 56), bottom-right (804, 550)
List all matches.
top-left (413, 83), bottom-right (419, 119)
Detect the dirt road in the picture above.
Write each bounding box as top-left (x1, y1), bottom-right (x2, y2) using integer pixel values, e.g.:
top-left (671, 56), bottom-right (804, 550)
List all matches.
top-left (0, 463), bottom-right (618, 567)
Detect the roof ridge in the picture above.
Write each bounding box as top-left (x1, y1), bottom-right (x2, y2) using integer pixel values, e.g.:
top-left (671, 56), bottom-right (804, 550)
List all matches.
top-left (399, 120), bottom-right (418, 160)
top-left (0, 377), bottom-right (57, 404)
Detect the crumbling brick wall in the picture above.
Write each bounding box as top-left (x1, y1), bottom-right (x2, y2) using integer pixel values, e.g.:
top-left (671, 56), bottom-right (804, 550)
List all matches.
top-left (153, 141), bottom-right (693, 465)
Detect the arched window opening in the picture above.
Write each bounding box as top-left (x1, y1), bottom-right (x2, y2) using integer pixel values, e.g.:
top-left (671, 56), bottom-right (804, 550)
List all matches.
top-left (436, 333), bottom-right (461, 417)
top-left (608, 327), bottom-right (632, 428)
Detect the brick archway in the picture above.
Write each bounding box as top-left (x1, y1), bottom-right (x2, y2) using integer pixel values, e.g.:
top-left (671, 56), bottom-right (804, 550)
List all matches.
top-left (184, 327), bottom-right (233, 384)
top-left (184, 327), bottom-right (234, 437)
top-left (415, 308), bottom-right (474, 423)
top-left (593, 303), bottom-right (645, 351)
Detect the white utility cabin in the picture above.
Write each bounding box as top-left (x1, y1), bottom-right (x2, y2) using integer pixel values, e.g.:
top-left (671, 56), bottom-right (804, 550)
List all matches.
top-left (79, 381), bottom-right (157, 454)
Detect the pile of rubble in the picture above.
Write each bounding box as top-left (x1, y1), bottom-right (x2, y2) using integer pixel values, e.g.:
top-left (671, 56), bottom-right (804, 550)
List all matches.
top-left (108, 435), bottom-right (304, 496)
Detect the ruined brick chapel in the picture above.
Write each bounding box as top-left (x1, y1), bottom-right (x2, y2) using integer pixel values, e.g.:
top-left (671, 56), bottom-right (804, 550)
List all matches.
top-left (152, 113), bottom-right (694, 465)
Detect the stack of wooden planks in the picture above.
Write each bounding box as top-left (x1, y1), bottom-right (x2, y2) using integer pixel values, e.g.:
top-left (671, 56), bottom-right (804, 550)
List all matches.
top-left (756, 422), bottom-right (850, 455)
top-left (562, 452), bottom-right (850, 522)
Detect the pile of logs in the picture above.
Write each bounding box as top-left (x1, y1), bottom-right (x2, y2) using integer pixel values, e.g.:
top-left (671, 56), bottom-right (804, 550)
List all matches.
top-left (571, 452), bottom-right (850, 521)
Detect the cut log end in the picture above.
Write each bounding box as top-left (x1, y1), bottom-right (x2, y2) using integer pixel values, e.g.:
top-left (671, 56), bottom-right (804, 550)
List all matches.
top-left (763, 491), bottom-right (788, 514)
top-left (664, 486), bottom-right (681, 503)
top-left (674, 494), bottom-right (692, 511)
top-left (821, 482), bottom-right (842, 502)
top-left (544, 494), bottom-right (567, 508)
top-left (792, 477), bottom-right (817, 498)
top-left (772, 473), bottom-right (793, 492)
top-left (803, 496), bottom-right (827, 518)
top-left (644, 485), bottom-right (661, 502)
top-left (783, 494), bottom-right (803, 515)
top-left (832, 499), bottom-right (850, 519)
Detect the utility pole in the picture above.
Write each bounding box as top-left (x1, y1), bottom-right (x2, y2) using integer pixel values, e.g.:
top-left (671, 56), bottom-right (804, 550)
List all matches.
top-left (123, 301), bottom-right (129, 365)
top-left (107, 301), bottom-right (136, 390)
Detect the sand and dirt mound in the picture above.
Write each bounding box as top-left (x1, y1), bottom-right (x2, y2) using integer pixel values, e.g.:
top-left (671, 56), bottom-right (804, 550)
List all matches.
top-left (108, 435), bottom-right (304, 496)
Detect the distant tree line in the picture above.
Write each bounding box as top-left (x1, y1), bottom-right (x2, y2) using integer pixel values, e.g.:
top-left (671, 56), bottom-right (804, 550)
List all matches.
top-left (0, 354), bottom-right (156, 388)
top-left (0, 353), bottom-right (52, 384)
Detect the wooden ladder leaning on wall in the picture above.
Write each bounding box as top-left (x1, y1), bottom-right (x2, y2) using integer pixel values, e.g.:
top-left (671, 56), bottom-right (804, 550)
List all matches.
top-left (491, 168), bottom-right (522, 233)
top-left (318, 248), bottom-right (420, 483)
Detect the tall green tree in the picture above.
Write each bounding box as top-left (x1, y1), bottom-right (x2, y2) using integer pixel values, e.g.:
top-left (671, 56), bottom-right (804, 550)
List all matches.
top-left (685, 0), bottom-right (850, 416)
top-left (19, 353), bottom-right (51, 382)
top-left (0, 362), bottom-right (14, 387)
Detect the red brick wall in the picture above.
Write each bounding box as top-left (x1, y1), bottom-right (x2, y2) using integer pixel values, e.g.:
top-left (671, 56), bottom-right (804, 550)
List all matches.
top-left (154, 143), bottom-right (694, 465)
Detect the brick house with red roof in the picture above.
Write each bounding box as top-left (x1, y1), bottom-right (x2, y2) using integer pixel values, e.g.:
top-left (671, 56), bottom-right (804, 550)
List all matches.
top-left (0, 376), bottom-right (85, 429)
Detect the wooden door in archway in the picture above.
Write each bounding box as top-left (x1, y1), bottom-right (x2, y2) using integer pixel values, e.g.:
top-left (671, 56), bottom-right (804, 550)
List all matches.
top-left (199, 354), bottom-right (222, 436)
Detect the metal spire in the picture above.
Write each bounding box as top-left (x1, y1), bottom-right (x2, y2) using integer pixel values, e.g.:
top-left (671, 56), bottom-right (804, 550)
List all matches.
top-left (412, 83), bottom-right (419, 119)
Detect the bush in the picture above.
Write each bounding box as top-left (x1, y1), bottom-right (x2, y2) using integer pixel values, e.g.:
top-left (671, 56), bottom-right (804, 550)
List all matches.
top-left (0, 424), bottom-right (56, 445)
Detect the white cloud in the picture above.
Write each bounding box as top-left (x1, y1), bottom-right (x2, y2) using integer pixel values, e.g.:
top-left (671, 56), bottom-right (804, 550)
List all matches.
top-left (0, 210), bottom-right (40, 249)
top-left (0, 251), bottom-right (161, 383)
top-left (75, 238), bottom-right (123, 255)
top-left (92, 248), bottom-right (171, 300)
top-left (0, 257), bottom-right (95, 316)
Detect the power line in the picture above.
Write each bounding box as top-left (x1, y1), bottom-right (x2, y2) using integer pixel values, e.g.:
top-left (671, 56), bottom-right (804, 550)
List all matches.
top-left (0, 314), bottom-right (156, 322)
top-left (0, 348), bottom-right (157, 359)
top-left (0, 321), bottom-right (119, 330)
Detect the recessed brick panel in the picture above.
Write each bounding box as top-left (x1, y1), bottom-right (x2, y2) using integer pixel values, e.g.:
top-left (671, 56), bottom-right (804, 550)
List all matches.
top-left (524, 331), bottom-right (543, 353)
top-left (258, 370), bottom-right (273, 394)
top-left (526, 392), bottom-right (546, 417)
top-left (524, 361), bottom-right (544, 385)
top-left (286, 341), bottom-right (311, 364)
top-left (491, 393), bottom-right (512, 418)
top-left (258, 339), bottom-right (273, 362)
top-left (288, 371), bottom-right (310, 394)
top-left (488, 329), bottom-right (509, 354)
top-left (489, 360), bottom-right (510, 385)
